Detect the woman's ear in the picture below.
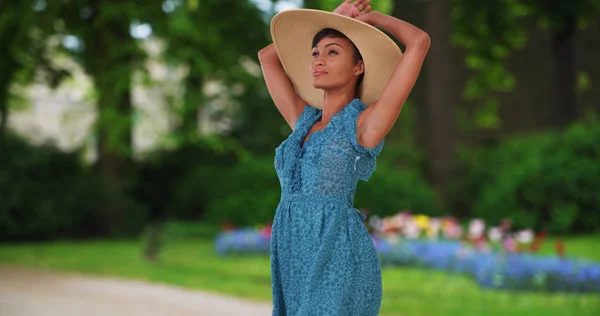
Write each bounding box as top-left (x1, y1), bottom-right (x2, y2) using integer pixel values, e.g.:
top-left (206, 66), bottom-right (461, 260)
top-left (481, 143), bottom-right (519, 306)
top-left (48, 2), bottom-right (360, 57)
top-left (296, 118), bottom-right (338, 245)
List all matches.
top-left (354, 61), bottom-right (365, 76)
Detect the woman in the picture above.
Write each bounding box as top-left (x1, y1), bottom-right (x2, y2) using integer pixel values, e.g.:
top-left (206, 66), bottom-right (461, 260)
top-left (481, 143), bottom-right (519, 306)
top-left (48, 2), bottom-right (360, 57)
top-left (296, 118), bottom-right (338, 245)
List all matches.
top-left (258, 0), bottom-right (429, 315)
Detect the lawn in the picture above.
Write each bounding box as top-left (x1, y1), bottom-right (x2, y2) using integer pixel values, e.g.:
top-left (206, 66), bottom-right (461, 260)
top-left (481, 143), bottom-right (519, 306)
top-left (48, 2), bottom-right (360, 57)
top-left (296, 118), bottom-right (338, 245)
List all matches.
top-left (1, 226), bottom-right (599, 316)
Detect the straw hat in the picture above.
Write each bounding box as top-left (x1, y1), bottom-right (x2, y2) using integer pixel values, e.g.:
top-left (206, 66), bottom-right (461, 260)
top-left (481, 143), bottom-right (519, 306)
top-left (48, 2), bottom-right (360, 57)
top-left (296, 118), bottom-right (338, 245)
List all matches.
top-left (270, 9), bottom-right (403, 109)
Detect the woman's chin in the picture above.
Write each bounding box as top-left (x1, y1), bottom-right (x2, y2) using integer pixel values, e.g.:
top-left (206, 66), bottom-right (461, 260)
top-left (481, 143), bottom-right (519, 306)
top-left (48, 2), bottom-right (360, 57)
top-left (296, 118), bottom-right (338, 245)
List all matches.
top-left (312, 81), bottom-right (327, 90)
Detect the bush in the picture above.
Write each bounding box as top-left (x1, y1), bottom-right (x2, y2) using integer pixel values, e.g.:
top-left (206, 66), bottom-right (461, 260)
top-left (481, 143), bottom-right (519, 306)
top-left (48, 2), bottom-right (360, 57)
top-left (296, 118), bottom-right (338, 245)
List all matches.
top-left (132, 138), bottom-right (240, 222)
top-left (0, 133), bottom-right (146, 241)
top-left (355, 162), bottom-right (442, 217)
top-left (451, 119), bottom-right (600, 233)
top-left (200, 155), bottom-right (281, 226)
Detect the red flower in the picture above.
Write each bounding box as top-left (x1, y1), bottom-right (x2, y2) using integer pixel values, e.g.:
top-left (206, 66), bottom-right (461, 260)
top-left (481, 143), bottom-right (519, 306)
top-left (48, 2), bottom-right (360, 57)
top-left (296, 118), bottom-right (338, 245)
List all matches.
top-left (555, 240), bottom-right (565, 258)
top-left (500, 218), bottom-right (512, 232)
top-left (530, 241), bottom-right (541, 253)
top-left (221, 222), bottom-right (236, 231)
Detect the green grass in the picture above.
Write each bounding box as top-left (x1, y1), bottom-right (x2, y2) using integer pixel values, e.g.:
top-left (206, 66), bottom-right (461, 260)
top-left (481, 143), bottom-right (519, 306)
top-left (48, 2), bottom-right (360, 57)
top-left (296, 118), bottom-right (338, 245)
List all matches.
top-left (1, 232), bottom-right (599, 316)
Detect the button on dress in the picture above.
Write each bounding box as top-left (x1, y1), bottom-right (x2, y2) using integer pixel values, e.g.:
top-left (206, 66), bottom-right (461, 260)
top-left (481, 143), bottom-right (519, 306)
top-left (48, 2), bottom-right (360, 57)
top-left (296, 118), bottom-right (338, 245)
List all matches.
top-left (270, 98), bottom-right (384, 316)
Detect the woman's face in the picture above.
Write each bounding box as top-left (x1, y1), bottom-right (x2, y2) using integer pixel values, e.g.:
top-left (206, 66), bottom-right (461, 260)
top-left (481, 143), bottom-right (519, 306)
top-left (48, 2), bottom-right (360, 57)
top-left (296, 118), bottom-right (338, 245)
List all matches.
top-left (310, 36), bottom-right (363, 91)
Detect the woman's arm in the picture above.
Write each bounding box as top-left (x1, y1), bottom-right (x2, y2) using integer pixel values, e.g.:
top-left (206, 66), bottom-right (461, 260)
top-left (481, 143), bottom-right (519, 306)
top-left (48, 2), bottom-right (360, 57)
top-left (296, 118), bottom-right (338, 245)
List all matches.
top-left (355, 11), bottom-right (430, 148)
top-left (258, 44), bottom-right (306, 130)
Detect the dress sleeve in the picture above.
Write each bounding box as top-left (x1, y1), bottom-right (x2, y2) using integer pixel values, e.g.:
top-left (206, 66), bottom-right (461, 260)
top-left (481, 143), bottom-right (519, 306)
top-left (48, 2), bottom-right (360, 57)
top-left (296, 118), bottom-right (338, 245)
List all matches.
top-left (342, 101), bottom-right (385, 181)
top-left (342, 102), bottom-right (385, 158)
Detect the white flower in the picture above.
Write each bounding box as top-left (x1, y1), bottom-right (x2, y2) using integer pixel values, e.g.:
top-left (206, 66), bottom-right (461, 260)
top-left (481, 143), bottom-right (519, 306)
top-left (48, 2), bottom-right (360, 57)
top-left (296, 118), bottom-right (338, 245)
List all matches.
top-left (368, 215), bottom-right (382, 231)
top-left (392, 212), bottom-right (409, 229)
top-left (403, 221), bottom-right (421, 239)
top-left (427, 218), bottom-right (441, 240)
top-left (516, 229), bottom-right (534, 244)
top-left (468, 219), bottom-right (486, 240)
top-left (488, 227), bottom-right (502, 243)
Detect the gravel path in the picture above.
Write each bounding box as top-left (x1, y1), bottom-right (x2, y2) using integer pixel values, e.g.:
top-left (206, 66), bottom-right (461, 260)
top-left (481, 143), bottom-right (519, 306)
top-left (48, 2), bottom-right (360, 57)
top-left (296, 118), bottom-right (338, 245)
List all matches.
top-left (0, 266), bottom-right (272, 316)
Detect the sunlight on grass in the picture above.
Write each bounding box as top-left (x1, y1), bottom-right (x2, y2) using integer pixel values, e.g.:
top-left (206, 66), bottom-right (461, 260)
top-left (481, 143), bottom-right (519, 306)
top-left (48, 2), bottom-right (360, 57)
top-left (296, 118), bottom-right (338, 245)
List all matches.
top-left (1, 234), bottom-right (599, 316)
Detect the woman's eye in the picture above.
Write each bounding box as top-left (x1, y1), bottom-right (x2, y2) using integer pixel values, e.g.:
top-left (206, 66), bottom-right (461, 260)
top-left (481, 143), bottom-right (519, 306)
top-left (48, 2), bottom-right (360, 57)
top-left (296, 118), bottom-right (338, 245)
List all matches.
top-left (312, 51), bottom-right (318, 57)
top-left (328, 50), bottom-right (338, 55)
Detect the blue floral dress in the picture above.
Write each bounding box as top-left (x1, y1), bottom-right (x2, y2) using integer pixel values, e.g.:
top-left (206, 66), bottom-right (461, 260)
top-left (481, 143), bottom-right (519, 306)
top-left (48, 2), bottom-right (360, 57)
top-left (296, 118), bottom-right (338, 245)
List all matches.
top-left (270, 98), bottom-right (384, 316)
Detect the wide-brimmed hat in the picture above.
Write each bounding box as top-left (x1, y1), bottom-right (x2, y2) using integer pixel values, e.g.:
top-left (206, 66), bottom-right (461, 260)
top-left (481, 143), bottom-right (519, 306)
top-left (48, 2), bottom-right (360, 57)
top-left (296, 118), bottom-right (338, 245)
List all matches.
top-left (270, 9), bottom-right (403, 109)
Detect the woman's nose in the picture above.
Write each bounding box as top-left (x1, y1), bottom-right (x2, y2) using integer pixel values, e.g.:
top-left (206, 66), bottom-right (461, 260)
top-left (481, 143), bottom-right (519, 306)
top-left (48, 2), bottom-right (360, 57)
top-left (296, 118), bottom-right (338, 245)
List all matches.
top-left (313, 59), bottom-right (324, 67)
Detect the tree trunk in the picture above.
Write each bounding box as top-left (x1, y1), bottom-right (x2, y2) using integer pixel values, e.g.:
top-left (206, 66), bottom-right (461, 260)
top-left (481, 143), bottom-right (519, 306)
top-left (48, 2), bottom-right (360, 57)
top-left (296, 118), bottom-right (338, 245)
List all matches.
top-left (0, 15), bottom-right (18, 151)
top-left (94, 71), bottom-right (133, 234)
top-left (425, 0), bottom-right (455, 204)
top-left (551, 14), bottom-right (578, 127)
top-left (391, 0), bottom-right (430, 155)
top-left (143, 220), bottom-right (165, 262)
top-left (88, 0), bottom-right (134, 235)
top-left (0, 75), bottom-right (10, 148)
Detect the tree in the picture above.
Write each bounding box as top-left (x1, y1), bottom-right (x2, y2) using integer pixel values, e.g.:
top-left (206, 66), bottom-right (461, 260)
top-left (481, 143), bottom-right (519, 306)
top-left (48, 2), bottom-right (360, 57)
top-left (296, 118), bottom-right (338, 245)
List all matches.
top-left (150, 0), bottom-right (271, 146)
top-left (136, 0), bottom-right (273, 261)
top-left (424, 0), bottom-right (456, 203)
top-left (50, 0), bottom-right (151, 233)
top-left (525, 0), bottom-right (600, 127)
top-left (0, 0), bottom-right (62, 150)
top-left (452, 0), bottom-right (600, 130)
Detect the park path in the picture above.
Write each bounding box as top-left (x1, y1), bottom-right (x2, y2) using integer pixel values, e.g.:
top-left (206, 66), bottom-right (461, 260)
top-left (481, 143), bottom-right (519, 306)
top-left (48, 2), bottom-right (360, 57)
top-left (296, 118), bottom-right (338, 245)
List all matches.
top-left (0, 266), bottom-right (272, 316)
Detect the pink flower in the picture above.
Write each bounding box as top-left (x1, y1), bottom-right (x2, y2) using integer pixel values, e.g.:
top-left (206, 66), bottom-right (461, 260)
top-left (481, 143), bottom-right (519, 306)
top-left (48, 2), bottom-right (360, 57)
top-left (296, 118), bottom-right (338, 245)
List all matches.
top-left (443, 223), bottom-right (463, 240)
top-left (504, 236), bottom-right (517, 252)
top-left (403, 221), bottom-right (421, 239)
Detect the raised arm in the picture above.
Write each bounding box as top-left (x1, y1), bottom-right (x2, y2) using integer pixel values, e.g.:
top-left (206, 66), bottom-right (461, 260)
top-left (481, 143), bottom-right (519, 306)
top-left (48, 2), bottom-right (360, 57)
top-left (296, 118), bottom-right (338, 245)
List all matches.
top-left (355, 11), bottom-right (430, 148)
top-left (258, 44), bottom-right (306, 130)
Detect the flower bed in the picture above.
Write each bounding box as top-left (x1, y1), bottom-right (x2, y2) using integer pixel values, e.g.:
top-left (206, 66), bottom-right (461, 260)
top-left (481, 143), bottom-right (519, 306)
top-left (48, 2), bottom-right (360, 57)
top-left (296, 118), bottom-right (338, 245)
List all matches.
top-left (215, 226), bottom-right (271, 256)
top-left (374, 238), bottom-right (600, 293)
top-left (214, 213), bottom-right (600, 293)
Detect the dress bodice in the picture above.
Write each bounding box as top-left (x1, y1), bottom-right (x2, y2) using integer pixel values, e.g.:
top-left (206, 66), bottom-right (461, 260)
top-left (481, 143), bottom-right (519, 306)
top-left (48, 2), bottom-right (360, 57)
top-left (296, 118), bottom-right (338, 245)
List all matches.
top-left (274, 98), bottom-right (384, 204)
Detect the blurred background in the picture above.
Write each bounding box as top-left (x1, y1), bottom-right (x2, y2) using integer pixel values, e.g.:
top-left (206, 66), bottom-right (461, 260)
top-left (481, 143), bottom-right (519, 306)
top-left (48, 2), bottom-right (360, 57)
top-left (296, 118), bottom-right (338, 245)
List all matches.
top-left (1, 0), bottom-right (599, 315)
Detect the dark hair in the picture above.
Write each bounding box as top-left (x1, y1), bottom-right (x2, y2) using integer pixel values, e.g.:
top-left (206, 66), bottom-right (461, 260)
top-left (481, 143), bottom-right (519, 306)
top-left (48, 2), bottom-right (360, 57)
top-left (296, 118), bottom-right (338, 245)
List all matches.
top-left (312, 28), bottom-right (364, 87)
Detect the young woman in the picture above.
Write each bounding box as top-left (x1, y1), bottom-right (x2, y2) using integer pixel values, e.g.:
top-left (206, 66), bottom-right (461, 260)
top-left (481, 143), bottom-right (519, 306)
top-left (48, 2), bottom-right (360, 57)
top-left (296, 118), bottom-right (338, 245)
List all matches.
top-left (258, 1), bottom-right (430, 315)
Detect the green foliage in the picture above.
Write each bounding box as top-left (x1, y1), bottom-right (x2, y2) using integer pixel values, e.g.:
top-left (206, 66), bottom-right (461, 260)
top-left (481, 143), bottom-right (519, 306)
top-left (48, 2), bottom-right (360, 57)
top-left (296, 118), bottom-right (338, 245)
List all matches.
top-left (450, 117), bottom-right (600, 233)
top-left (452, 0), bottom-right (528, 130)
top-left (305, 0), bottom-right (392, 14)
top-left (132, 138), bottom-right (242, 222)
top-left (201, 156), bottom-right (281, 226)
top-left (133, 145), bottom-right (279, 227)
top-left (50, 0), bottom-right (149, 159)
top-left (356, 162), bottom-right (442, 217)
top-left (452, 0), bottom-right (600, 130)
top-left (526, 0), bottom-right (600, 32)
top-left (0, 0), bottom-right (63, 142)
top-left (151, 0), bottom-right (272, 144)
top-left (0, 133), bottom-right (147, 241)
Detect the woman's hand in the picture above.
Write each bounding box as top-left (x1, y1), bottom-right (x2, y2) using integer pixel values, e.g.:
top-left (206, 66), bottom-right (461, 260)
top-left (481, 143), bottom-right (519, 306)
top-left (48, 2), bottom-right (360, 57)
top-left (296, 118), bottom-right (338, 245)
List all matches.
top-left (354, 10), bottom-right (379, 25)
top-left (332, 0), bottom-right (371, 19)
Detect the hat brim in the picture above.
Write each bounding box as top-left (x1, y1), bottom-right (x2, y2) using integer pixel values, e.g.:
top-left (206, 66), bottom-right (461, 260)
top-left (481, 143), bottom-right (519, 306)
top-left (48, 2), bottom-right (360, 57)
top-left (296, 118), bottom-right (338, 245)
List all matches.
top-left (270, 9), bottom-right (403, 109)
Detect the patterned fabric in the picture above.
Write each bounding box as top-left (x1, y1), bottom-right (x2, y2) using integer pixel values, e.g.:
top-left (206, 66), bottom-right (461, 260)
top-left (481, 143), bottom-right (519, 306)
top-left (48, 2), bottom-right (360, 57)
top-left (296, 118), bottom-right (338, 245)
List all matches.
top-left (270, 98), bottom-right (384, 316)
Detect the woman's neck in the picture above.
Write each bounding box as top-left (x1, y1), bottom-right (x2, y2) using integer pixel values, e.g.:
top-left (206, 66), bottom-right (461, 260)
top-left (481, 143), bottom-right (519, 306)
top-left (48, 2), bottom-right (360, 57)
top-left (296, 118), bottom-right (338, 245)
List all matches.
top-left (321, 90), bottom-right (356, 122)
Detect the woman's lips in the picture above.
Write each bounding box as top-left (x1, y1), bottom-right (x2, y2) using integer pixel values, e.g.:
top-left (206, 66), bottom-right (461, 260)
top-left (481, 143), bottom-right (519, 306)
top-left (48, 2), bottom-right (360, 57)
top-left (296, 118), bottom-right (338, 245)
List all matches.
top-left (312, 70), bottom-right (327, 77)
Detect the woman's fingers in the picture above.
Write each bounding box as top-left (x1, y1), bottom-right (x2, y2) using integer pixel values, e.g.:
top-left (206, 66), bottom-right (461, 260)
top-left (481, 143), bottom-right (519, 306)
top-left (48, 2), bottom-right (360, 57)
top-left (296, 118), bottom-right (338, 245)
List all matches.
top-left (354, 0), bottom-right (370, 11)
